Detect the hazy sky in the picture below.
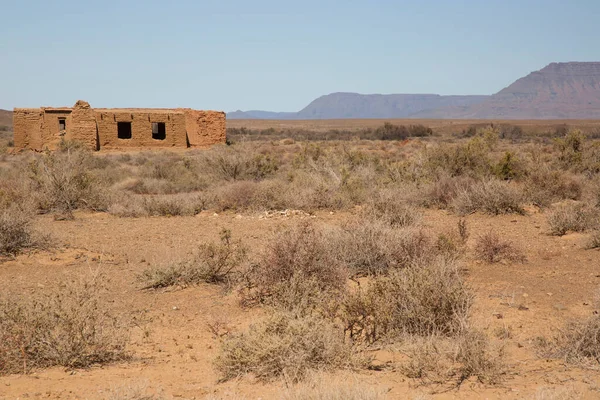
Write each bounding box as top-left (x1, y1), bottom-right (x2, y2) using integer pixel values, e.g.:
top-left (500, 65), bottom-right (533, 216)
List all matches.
top-left (1, 0), bottom-right (598, 111)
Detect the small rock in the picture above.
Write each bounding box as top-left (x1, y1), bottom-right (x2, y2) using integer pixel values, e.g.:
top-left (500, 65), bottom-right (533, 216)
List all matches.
top-left (172, 306), bottom-right (179, 310)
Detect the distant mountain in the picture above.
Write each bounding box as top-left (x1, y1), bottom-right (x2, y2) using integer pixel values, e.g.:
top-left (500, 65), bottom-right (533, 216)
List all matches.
top-left (443, 62), bottom-right (600, 119)
top-left (229, 62), bottom-right (600, 120)
top-left (295, 93), bottom-right (488, 119)
top-left (228, 94), bottom-right (488, 120)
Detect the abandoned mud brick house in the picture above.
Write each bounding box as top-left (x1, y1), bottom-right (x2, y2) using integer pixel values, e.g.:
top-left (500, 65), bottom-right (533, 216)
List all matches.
top-left (13, 100), bottom-right (226, 151)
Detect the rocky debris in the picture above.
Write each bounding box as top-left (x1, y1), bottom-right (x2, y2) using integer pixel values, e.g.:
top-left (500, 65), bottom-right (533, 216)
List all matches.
top-left (258, 209), bottom-right (313, 219)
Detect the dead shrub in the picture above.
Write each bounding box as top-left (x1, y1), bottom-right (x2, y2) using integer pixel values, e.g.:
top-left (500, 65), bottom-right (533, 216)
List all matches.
top-left (141, 229), bottom-right (247, 288)
top-left (214, 312), bottom-right (367, 383)
top-left (586, 231), bottom-right (600, 250)
top-left (401, 330), bottom-right (505, 386)
top-left (342, 259), bottom-right (473, 343)
top-left (362, 190), bottom-right (422, 227)
top-left (242, 222), bottom-right (347, 310)
top-left (452, 179), bottom-right (524, 216)
top-left (547, 202), bottom-right (599, 236)
top-left (525, 167), bottom-right (583, 207)
top-left (29, 148), bottom-right (111, 218)
top-left (335, 221), bottom-right (432, 277)
top-left (202, 145), bottom-right (279, 181)
top-left (0, 205), bottom-right (45, 257)
top-left (543, 315), bottom-right (600, 367)
top-left (474, 231), bottom-right (526, 264)
top-left (0, 276), bottom-right (128, 375)
top-left (284, 375), bottom-right (386, 400)
top-left (420, 175), bottom-right (475, 209)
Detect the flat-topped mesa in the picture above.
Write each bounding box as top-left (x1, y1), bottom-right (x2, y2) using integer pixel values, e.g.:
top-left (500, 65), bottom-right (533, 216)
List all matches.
top-left (13, 100), bottom-right (226, 151)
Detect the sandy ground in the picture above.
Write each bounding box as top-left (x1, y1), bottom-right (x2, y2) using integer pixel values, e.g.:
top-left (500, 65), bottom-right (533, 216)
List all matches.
top-left (1, 209), bottom-right (600, 399)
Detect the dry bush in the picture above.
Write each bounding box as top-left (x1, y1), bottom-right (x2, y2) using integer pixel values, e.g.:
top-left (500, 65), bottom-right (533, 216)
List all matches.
top-left (362, 190), bottom-right (422, 227)
top-left (525, 167), bottom-right (582, 207)
top-left (106, 381), bottom-right (164, 400)
top-left (29, 148), bottom-right (111, 218)
top-left (334, 221), bottom-right (433, 277)
top-left (141, 229), bottom-right (247, 289)
top-left (0, 276), bottom-right (128, 375)
top-left (474, 231), bottom-right (526, 264)
top-left (452, 179), bottom-right (524, 216)
top-left (551, 315), bottom-right (600, 367)
top-left (110, 194), bottom-right (207, 218)
top-left (401, 330), bottom-right (505, 386)
top-left (201, 145), bottom-right (279, 181)
top-left (0, 205), bottom-right (44, 257)
top-left (586, 231), bottom-right (600, 249)
top-left (284, 375), bottom-right (386, 400)
top-left (420, 175), bottom-right (475, 209)
top-left (214, 312), bottom-right (367, 383)
top-left (342, 259), bottom-right (473, 343)
top-left (547, 202), bottom-right (599, 236)
top-left (242, 222), bottom-right (347, 310)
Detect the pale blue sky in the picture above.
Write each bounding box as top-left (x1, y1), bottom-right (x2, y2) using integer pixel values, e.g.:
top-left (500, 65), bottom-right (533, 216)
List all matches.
top-left (1, 0), bottom-right (598, 111)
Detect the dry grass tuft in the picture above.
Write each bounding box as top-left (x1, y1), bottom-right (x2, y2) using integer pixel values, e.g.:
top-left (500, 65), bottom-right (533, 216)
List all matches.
top-left (362, 190), bottom-right (422, 227)
top-left (0, 275), bottom-right (128, 375)
top-left (547, 202), bottom-right (599, 236)
top-left (141, 229), bottom-right (247, 289)
top-left (474, 231), bottom-right (526, 264)
top-left (0, 205), bottom-right (47, 257)
top-left (552, 315), bottom-right (600, 367)
top-left (401, 330), bottom-right (505, 387)
top-left (342, 259), bottom-right (473, 343)
top-left (241, 221), bottom-right (347, 311)
top-left (452, 179), bottom-right (524, 216)
top-left (586, 231), bottom-right (600, 250)
top-left (284, 375), bottom-right (386, 400)
top-left (214, 312), bottom-right (368, 383)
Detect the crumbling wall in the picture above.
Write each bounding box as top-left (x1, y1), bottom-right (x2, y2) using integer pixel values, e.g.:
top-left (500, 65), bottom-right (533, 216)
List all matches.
top-left (183, 110), bottom-right (226, 147)
top-left (13, 108), bottom-right (43, 150)
top-left (66, 100), bottom-right (97, 150)
top-left (95, 109), bottom-right (188, 149)
top-left (39, 109), bottom-right (72, 150)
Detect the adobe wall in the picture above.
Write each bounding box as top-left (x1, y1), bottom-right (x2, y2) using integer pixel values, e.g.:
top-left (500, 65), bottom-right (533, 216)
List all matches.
top-left (95, 109), bottom-right (188, 149)
top-left (183, 110), bottom-right (227, 147)
top-left (66, 100), bottom-right (97, 150)
top-left (40, 109), bottom-right (72, 150)
top-left (13, 101), bottom-right (226, 151)
top-left (13, 108), bottom-right (43, 150)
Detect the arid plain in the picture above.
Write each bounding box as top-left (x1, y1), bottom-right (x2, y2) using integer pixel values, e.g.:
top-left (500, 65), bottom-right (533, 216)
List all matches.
top-left (1, 118), bottom-right (600, 399)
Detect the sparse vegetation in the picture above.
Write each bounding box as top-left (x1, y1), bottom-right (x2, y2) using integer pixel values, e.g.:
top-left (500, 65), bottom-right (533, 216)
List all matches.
top-left (141, 229), bottom-right (247, 288)
top-left (0, 276), bottom-right (128, 375)
top-left (547, 202), bottom-right (599, 236)
top-left (474, 231), bottom-right (526, 264)
top-left (214, 312), bottom-right (367, 383)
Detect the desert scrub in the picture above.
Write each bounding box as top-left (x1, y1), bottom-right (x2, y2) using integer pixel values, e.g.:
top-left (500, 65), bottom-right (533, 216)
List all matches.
top-left (362, 190), bottom-right (422, 227)
top-left (452, 179), bottom-right (524, 216)
top-left (29, 147), bottom-right (111, 219)
top-left (401, 330), bottom-right (505, 386)
top-left (586, 231), bottom-right (600, 249)
top-left (547, 202), bottom-right (599, 236)
top-left (0, 276), bottom-right (128, 375)
top-left (540, 315), bottom-right (600, 368)
top-left (214, 312), bottom-right (367, 383)
top-left (334, 221), bottom-right (433, 277)
top-left (341, 259), bottom-right (473, 343)
top-left (141, 229), bottom-right (247, 288)
top-left (474, 231), bottom-right (526, 264)
top-left (241, 221), bottom-right (347, 311)
top-left (0, 205), bottom-right (43, 257)
top-left (284, 375), bottom-right (386, 400)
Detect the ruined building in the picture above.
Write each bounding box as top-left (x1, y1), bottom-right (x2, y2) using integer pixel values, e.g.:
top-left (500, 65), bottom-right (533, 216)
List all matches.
top-left (13, 100), bottom-right (226, 151)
